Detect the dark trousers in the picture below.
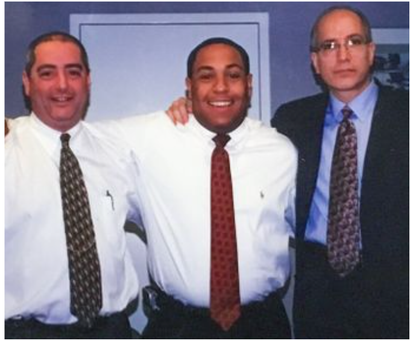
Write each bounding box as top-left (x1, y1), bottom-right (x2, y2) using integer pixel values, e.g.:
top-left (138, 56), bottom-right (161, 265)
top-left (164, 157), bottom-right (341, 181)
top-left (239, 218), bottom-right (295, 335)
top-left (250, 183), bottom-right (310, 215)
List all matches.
top-left (142, 288), bottom-right (291, 339)
top-left (293, 241), bottom-right (408, 339)
top-left (5, 312), bottom-right (132, 339)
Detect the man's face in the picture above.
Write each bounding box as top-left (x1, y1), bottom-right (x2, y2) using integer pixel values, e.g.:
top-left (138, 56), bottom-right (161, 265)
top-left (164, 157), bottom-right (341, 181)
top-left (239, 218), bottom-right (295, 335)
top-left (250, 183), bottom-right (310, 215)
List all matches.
top-left (186, 43), bottom-right (252, 134)
top-left (22, 40), bottom-right (91, 132)
top-left (311, 10), bottom-right (375, 103)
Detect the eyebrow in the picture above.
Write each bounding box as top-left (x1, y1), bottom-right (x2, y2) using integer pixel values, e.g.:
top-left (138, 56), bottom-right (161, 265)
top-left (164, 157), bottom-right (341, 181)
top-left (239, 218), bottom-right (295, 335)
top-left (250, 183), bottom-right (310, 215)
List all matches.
top-left (195, 63), bottom-right (245, 72)
top-left (36, 63), bottom-right (84, 72)
top-left (321, 33), bottom-right (364, 42)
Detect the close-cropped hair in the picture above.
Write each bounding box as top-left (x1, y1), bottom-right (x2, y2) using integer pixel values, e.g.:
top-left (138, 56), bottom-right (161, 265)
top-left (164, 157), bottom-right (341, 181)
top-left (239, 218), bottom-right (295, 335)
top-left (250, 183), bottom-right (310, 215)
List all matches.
top-left (187, 37), bottom-right (250, 78)
top-left (25, 31), bottom-right (90, 76)
top-left (309, 5), bottom-right (373, 52)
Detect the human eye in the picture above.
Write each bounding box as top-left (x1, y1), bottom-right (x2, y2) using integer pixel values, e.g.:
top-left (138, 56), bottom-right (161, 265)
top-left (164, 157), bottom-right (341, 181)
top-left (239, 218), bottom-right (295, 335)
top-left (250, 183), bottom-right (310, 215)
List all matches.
top-left (228, 70), bottom-right (243, 79)
top-left (67, 67), bottom-right (83, 78)
top-left (347, 36), bottom-right (366, 47)
top-left (320, 41), bottom-right (337, 52)
top-left (196, 70), bottom-right (214, 81)
top-left (37, 68), bottom-right (55, 79)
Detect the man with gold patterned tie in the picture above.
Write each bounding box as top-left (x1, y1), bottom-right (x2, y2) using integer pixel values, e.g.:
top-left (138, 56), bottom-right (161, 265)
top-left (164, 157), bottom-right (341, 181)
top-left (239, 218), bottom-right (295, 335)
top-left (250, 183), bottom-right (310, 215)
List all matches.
top-left (5, 32), bottom-right (141, 338)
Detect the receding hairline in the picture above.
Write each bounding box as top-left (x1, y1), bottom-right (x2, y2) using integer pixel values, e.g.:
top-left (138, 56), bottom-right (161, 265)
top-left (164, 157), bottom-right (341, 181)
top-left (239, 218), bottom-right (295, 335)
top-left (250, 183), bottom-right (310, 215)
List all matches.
top-left (25, 31), bottom-right (90, 75)
top-left (310, 6), bottom-right (373, 52)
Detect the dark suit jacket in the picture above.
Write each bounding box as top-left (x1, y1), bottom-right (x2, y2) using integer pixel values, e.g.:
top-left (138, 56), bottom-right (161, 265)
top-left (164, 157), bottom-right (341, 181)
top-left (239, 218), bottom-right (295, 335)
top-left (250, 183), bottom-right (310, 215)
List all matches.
top-left (271, 85), bottom-right (409, 337)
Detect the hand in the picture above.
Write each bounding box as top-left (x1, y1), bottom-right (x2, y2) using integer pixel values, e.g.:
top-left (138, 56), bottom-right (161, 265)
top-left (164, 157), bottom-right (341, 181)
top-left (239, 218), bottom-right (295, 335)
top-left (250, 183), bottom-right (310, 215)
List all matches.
top-left (166, 97), bottom-right (192, 125)
top-left (5, 119), bottom-right (9, 136)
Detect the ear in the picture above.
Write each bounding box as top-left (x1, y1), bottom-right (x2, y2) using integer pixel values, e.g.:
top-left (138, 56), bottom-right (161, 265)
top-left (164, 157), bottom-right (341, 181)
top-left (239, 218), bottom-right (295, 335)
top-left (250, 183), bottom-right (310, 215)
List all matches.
top-left (247, 74), bottom-right (253, 98)
top-left (367, 42), bottom-right (376, 65)
top-left (22, 71), bottom-right (31, 97)
top-left (86, 73), bottom-right (91, 91)
top-left (185, 77), bottom-right (192, 100)
top-left (310, 52), bottom-right (320, 75)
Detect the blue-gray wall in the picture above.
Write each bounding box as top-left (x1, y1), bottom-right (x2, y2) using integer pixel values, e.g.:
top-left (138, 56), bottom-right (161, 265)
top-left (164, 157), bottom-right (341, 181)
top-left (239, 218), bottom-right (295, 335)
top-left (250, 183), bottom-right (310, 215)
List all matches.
top-left (5, 2), bottom-right (409, 117)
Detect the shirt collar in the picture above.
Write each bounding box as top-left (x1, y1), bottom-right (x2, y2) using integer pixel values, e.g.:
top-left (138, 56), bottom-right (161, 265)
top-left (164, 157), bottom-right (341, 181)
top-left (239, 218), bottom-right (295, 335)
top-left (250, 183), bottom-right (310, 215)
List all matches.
top-left (329, 80), bottom-right (378, 123)
top-left (29, 113), bottom-right (83, 156)
top-left (188, 114), bottom-right (249, 149)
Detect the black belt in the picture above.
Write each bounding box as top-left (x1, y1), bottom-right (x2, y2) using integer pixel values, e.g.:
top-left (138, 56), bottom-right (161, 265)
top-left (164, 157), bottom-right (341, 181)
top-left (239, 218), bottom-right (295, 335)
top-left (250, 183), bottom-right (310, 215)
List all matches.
top-left (298, 240), bottom-right (327, 256)
top-left (143, 285), bottom-right (281, 318)
top-left (5, 312), bottom-right (128, 337)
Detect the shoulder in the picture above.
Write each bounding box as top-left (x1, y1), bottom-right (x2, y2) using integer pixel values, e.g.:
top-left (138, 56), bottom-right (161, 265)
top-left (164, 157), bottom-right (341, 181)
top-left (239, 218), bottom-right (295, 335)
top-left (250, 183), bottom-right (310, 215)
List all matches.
top-left (85, 111), bottom-right (181, 160)
top-left (280, 93), bottom-right (328, 108)
top-left (89, 110), bottom-right (169, 134)
top-left (375, 86), bottom-right (409, 129)
top-left (6, 115), bottom-right (30, 130)
top-left (245, 118), bottom-right (298, 158)
top-left (378, 86), bottom-right (408, 110)
top-left (271, 93), bottom-right (328, 136)
top-left (5, 116), bottom-right (31, 144)
top-left (5, 116), bottom-right (39, 168)
top-left (275, 93), bottom-right (328, 116)
top-left (87, 110), bottom-right (172, 142)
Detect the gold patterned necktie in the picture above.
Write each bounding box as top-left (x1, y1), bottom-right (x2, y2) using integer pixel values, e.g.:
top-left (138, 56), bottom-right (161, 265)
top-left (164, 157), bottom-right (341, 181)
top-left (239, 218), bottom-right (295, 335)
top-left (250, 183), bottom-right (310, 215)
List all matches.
top-left (327, 107), bottom-right (361, 277)
top-left (210, 134), bottom-right (241, 331)
top-left (60, 133), bottom-right (102, 327)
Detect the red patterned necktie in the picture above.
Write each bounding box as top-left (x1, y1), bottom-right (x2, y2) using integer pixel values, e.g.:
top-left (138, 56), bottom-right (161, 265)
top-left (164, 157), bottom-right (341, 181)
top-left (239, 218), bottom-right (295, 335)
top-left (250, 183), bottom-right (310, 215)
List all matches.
top-left (210, 134), bottom-right (241, 331)
top-left (60, 133), bottom-right (103, 327)
top-left (327, 106), bottom-right (361, 278)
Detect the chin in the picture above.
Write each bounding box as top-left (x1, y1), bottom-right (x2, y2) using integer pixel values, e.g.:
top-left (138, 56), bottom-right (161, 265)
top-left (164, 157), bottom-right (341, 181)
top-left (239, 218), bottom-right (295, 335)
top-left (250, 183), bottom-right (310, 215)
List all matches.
top-left (331, 80), bottom-right (362, 91)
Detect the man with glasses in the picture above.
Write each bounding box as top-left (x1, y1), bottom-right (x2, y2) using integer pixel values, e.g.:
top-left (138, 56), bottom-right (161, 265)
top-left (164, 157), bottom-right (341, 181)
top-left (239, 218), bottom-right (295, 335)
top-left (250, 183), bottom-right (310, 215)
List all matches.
top-left (272, 5), bottom-right (408, 338)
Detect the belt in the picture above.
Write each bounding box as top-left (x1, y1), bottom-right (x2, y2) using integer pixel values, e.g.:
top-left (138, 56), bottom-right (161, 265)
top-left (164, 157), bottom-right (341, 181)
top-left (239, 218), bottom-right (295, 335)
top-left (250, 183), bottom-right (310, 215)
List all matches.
top-left (298, 240), bottom-right (327, 256)
top-left (5, 311), bottom-right (126, 334)
top-left (143, 285), bottom-right (281, 318)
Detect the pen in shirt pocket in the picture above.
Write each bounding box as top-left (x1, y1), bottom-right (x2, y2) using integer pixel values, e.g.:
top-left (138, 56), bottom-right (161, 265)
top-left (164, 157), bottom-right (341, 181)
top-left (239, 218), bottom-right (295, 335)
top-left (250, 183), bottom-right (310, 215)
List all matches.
top-left (106, 190), bottom-right (115, 211)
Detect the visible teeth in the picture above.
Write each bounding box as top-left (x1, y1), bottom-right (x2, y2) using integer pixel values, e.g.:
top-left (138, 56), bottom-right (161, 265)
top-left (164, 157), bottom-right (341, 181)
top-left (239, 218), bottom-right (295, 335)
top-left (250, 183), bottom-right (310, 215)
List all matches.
top-left (209, 101), bottom-right (231, 107)
top-left (54, 96), bottom-right (70, 102)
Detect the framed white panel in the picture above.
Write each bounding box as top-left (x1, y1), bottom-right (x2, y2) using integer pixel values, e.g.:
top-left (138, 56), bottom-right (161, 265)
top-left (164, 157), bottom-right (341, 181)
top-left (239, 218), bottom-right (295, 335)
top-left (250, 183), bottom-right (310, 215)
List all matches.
top-left (70, 13), bottom-right (271, 123)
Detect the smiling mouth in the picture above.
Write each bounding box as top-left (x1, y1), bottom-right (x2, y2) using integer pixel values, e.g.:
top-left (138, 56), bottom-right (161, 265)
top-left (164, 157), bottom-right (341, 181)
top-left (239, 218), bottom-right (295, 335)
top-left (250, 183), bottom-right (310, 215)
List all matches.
top-left (52, 95), bottom-right (73, 103)
top-left (208, 100), bottom-right (233, 107)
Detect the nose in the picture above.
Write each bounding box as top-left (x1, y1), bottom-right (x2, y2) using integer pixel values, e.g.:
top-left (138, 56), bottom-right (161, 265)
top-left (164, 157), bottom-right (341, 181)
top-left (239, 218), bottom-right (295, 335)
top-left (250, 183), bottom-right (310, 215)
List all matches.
top-left (57, 71), bottom-right (68, 90)
top-left (336, 43), bottom-right (351, 61)
top-left (214, 75), bottom-right (228, 93)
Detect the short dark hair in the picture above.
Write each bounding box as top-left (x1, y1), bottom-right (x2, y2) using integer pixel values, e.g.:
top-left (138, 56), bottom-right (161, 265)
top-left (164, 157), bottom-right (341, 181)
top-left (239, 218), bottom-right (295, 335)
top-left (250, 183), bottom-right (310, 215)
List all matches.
top-left (310, 5), bottom-right (373, 52)
top-left (25, 31), bottom-right (90, 76)
top-left (187, 37), bottom-right (250, 78)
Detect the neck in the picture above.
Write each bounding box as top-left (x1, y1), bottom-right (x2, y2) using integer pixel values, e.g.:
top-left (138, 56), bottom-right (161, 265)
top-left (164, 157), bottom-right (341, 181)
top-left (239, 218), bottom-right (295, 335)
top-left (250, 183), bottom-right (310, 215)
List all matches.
top-left (34, 114), bottom-right (80, 133)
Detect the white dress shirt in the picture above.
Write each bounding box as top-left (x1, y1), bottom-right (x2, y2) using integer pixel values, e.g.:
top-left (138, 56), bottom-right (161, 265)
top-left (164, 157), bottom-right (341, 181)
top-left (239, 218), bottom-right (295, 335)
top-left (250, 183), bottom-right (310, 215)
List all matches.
top-left (5, 114), bottom-right (141, 324)
top-left (98, 112), bottom-right (297, 307)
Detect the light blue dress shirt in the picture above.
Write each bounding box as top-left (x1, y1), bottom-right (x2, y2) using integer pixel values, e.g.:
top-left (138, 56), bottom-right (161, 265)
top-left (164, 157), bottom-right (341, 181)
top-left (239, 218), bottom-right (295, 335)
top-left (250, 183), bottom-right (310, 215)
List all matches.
top-left (304, 81), bottom-right (378, 245)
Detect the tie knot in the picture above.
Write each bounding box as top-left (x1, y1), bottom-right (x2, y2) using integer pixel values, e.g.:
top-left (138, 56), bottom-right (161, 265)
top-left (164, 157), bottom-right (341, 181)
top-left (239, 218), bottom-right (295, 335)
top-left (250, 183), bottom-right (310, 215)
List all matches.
top-left (341, 106), bottom-right (353, 120)
top-left (60, 133), bottom-right (71, 147)
top-left (213, 134), bottom-right (230, 148)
